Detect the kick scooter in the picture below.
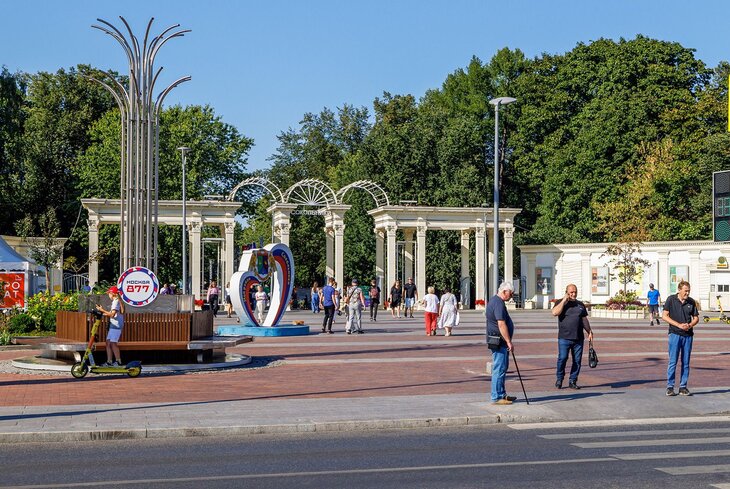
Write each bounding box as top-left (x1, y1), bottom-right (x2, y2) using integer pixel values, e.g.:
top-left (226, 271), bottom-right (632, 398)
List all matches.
top-left (71, 310), bottom-right (142, 379)
top-left (703, 295), bottom-right (730, 324)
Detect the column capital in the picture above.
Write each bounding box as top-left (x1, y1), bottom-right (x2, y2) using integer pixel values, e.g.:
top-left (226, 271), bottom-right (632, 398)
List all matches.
top-left (504, 227), bottom-right (514, 239)
top-left (374, 229), bottom-right (385, 240)
top-left (461, 230), bottom-right (471, 241)
top-left (334, 224), bottom-right (345, 236)
top-left (475, 227), bottom-right (485, 238)
top-left (386, 225), bottom-right (397, 235)
top-left (224, 222), bottom-right (235, 234)
top-left (416, 226), bottom-right (427, 238)
top-left (88, 217), bottom-right (99, 232)
top-left (189, 221), bottom-right (202, 232)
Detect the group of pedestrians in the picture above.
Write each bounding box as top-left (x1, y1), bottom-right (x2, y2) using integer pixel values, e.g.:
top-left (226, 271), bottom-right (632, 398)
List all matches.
top-left (487, 279), bottom-right (700, 405)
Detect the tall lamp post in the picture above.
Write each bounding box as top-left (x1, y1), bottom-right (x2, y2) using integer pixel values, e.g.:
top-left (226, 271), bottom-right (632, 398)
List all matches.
top-left (489, 96), bottom-right (516, 297)
top-left (178, 147), bottom-right (191, 294)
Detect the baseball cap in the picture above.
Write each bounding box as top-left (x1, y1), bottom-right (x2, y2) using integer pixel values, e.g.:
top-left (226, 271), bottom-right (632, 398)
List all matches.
top-left (351, 279), bottom-right (358, 285)
top-left (107, 285), bottom-right (120, 295)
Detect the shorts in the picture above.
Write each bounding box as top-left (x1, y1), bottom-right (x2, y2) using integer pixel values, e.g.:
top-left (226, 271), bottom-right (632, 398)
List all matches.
top-left (107, 328), bottom-right (122, 343)
top-left (226, 295), bottom-right (232, 304)
top-left (649, 304), bottom-right (659, 314)
top-left (405, 298), bottom-right (416, 308)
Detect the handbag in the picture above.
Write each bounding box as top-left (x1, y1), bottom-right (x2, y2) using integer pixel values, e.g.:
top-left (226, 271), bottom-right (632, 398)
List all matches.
top-left (487, 334), bottom-right (502, 349)
top-left (588, 340), bottom-right (598, 368)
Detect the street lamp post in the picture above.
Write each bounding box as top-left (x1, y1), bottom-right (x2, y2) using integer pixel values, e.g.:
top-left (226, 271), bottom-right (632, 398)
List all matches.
top-left (178, 147), bottom-right (191, 294)
top-left (489, 96), bottom-right (516, 297)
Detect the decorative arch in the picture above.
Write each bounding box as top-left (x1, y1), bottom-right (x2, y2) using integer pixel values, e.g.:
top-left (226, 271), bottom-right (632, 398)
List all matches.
top-left (283, 179), bottom-right (337, 206)
top-left (227, 177), bottom-right (284, 203)
top-left (336, 180), bottom-right (390, 208)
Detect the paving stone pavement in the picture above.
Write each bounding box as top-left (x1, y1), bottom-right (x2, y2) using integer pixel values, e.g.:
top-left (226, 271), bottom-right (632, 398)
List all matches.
top-left (0, 309), bottom-right (729, 442)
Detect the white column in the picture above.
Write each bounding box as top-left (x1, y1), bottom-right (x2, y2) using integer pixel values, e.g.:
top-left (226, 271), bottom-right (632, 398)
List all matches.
top-left (526, 254), bottom-right (537, 305)
top-left (386, 225), bottom-right (397, 293)
top-left (190, 220), bottom-right (202, 299)
top-left (658, 250), bottom-right (669, 296)
top-left (325, 226), bottom-right (334, 280)
top-left (224, 222), bottom-right (235, 284)
top-left (486, 230), bottom-right (493, 297)
top-left (475, 227), bottom-right (486, 304)
top-left (487, 228), bottom-right (499, 296)
top-left (278, 222), bottom-right (291, 247)
top-left (88, 217), bottom-right (99, 288)
top-left (334, 223), bottom-right (344, 287)
top-left (460, 230), bottom-right (470, 308)
top-left (416, 225), bottom-right (426, 303)
top-left (375, 229), bottom-right (385, 288)
top-left (580, 252), bottom-right (592, 301)
top-left (404, 229), bottom-right (414, 281)
top-left (689, 250), bottom-right (701, 290)
top-left (503, 227), bottom-right (514, 287)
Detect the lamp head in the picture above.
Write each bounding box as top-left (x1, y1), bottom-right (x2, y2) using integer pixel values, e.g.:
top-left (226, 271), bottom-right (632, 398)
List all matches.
top-left (489, 97), bottom-right (517, 106)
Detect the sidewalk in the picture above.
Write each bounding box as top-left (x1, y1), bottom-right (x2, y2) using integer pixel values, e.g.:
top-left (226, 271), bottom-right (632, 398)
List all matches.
top-left (1, 310), bottom-right (729, 443)
top-left (1, 387), bottom-right (729, 443)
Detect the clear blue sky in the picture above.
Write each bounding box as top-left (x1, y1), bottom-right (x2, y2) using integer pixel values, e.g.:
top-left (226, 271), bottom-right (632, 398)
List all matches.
top-left (2, 0), bottom-right (728, 172)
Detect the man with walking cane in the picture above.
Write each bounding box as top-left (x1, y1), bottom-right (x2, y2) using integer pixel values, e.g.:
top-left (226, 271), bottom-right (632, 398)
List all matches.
top-left (486, 281), bottom-right (520, 405)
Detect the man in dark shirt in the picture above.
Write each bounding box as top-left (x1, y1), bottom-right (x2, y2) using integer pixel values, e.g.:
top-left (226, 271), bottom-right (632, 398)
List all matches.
top-left (486, 281), bottom-right (517, 405)
top-left (662, 280), bottom-right (699, 396)
top-left (369, 279), bottom-right (381, 321)
top-left (319, 278), bottom-right (337, 334)
top-left (403, 277), bottom-right (418, 318)
top-left (551, 284), bottom-right (593, 389)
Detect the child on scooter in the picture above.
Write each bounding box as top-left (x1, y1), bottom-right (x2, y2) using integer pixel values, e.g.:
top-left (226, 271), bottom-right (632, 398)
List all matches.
top-left (96, 286), bottom-right (125, 366)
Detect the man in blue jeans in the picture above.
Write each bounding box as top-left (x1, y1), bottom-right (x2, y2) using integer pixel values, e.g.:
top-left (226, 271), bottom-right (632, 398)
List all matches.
top-left (319, 277), bottom-right (337, 334)
top-left (551, 283), bottom-right (593, 389)
top-left (486, 281), bottom-right (517, 405)
top-left (662, 280), bottom-right (698, 396)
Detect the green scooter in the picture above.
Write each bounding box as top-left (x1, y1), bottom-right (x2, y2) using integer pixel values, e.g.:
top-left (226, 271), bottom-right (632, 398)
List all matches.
top-left (71, 310), bottom-right (142, 379)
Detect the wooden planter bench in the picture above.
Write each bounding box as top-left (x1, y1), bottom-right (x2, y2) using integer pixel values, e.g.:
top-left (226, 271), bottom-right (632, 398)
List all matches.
top-left (45, 311), bottom-right (252, 363)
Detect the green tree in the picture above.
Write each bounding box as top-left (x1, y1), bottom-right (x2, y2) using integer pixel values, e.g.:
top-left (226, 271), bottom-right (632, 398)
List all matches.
top-left (15, 207), bottom-right (64, 289)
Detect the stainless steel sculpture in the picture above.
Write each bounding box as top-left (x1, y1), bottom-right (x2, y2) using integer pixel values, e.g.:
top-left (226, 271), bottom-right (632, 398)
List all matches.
top-left (88, 17), bottom-right (191, 274)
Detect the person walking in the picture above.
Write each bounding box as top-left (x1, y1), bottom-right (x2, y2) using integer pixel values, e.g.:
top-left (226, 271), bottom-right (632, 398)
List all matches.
top-left (254, 285), bottom-right (268, 324)
top-left (438, 287), bottom-right (458, 336)
top-left (662, 280), bottom-right (699, 396)
top-left (310, 282), bottom-right (320, 313)
top-left (551, 284), bottom-right (594, 389)
top-left (320, 277), bottom-right (337, 334)
top-left (403, 277), bottom-right (418, 318)
top-left (389, 280), bottom-right (403, 318)
top-left (224, 282), bottom-right (234, 318)
top-left (369, 279), bottom-right (381, 321)
top-left (486, 281), bottom-right (516, 405)
top-left (207, 280), bottom-right (220, 317)
top-left (647, 283), bottom-right (662, 326)
top-left (423, 286), bottom-right (439, 336)
top-left (96, 286), bottom-right (125, 367)
top-left (346, 279), bottom-right (366, 334)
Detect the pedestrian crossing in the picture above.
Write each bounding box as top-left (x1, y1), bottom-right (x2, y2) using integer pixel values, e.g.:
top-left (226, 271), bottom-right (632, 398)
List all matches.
top-left (528, 423), bottom-right (730, 486)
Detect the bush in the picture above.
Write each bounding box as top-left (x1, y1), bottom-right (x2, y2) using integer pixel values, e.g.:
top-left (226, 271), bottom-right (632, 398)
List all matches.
top-left (8, 313), bottom-right (36, 334)
top-left (25, 291), bottom-right (79, 332)
top-left (605, 290), bottom-right (644, 310)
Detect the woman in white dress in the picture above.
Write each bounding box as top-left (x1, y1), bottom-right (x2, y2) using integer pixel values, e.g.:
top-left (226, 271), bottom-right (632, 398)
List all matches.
top-left (438, 287), bottom-right (458, 337)
top-left (254, 285), bottom-right (268, 324)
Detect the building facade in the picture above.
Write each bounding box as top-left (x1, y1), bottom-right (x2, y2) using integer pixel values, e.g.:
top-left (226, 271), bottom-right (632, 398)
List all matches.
top-left (519, 240), bottom-right (730, 311)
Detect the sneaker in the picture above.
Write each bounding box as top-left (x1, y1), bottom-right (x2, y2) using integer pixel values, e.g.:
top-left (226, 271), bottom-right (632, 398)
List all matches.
top-left (102, 361), bottom-right (113, 367)
top-left (112, 362), bottom-right (119, 367)
top-left (555, 380), bottom-right (562, 389)
top-left (357, 330), bottom-right (364, 334)
top-left (656, 319), bottom-right (660, 325)
top-left (493, 398), bottom-right (512, 405)
top-left (504, 395), bottom-right (517, 402)
top-left (678, 387), bottom-right (692, 396)
top-left (666, 387), bottom-right (676, 396)
top-left (346, 331), bottom-right (351, 335)
top-left (568, 381), bottom-right (581, 390)
top-left (328, 330), bottom-right (334, 335)
top-left (650, 321), bottom-right (654, 326)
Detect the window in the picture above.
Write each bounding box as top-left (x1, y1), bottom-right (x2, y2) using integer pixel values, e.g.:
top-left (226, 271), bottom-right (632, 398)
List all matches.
top-left (591, 267), bottom-right (609, 295)
top-left (536, 267), bottom-right (552, 295)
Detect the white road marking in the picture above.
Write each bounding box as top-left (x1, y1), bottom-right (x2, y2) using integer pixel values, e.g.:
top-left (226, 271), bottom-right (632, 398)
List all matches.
top-left (655, 464), bottom-right (730, 475)
top-left (612, 449), bottom-right (730, 460)
top-left (510, 416), bottom-right (730, 430)
top-left (541, 428), bottom-right (730, 439)
top-left (0, 458), bottom-right (617, 488)
top-left (573, 436), bottom-right (730, 449)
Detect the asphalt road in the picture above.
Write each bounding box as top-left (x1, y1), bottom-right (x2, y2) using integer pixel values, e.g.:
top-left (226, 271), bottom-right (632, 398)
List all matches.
top-left (2, 420), bottom-right (730, 488)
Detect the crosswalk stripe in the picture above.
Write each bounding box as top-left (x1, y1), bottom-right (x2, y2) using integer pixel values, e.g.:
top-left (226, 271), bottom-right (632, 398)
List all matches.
top-left (612, 449), bottom-right (730, 460)
top-left (710, 484), bottom-right (730, 488)
top-left (510, 416), bottom-right (730, 430)
top-left (541, 428), bottom-right (730, 440)
top-left (655, 464), bottom-right (730, 475)
top-left (573, 436), bottom-right (730, 449)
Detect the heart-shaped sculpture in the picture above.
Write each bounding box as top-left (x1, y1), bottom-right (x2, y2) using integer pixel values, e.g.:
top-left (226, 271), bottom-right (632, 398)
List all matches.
top-left (230, 243), bottom-right (295, 327)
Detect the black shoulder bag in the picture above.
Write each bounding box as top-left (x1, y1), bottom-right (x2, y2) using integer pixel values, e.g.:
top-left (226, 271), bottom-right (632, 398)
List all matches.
top-left (588, 340), bottom-right (598, 368)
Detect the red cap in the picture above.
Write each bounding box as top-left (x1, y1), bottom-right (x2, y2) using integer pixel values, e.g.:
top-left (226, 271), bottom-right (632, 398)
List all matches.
top-left (107, 286), bottom-right (120, 295)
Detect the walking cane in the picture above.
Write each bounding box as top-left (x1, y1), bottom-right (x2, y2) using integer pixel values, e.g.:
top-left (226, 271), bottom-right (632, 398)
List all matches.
top-left (511, 350), bottom-right (530, 405)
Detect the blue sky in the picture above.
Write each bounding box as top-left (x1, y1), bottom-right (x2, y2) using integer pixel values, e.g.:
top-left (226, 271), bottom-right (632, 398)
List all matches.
top-left (2, 0), bottom-right (728, 172)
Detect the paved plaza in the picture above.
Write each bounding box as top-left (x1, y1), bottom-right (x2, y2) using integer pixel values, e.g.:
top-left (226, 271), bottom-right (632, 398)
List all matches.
top-left (0, 309), bottom-right (729, 442)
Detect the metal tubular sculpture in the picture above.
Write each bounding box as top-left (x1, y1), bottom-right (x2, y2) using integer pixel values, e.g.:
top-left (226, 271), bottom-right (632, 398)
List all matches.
top-left (88, 17), bottom-right (191, 274)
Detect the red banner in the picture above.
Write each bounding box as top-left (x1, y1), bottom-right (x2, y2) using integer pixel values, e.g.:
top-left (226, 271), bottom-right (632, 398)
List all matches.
top-left (1, 273), bottom-right (25, 308)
